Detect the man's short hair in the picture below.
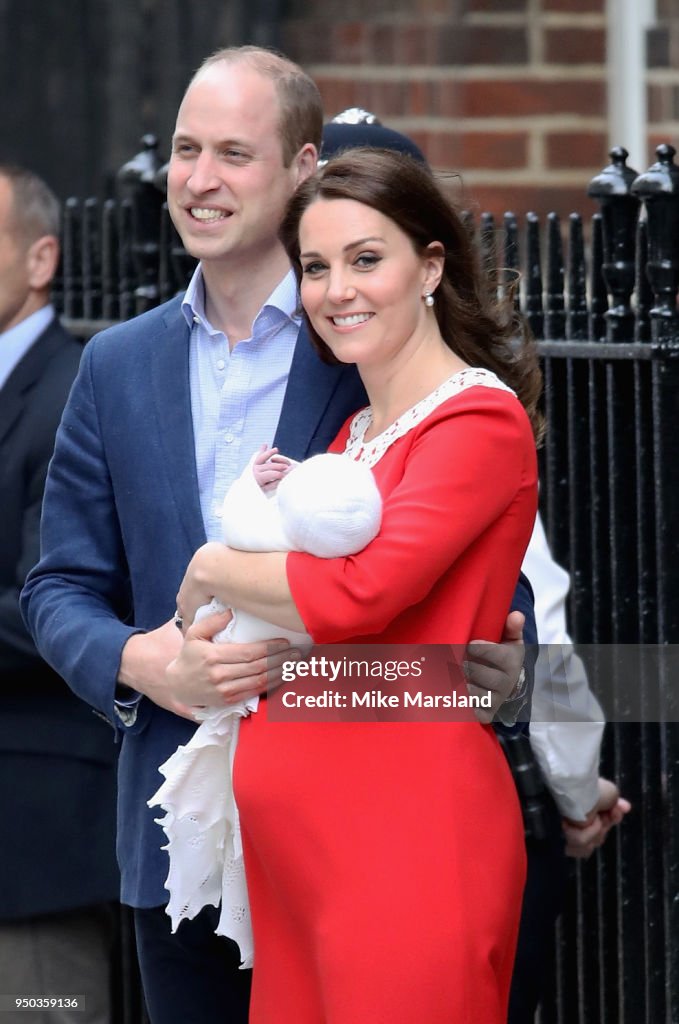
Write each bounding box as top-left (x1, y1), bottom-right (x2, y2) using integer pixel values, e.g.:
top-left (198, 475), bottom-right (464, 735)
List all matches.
top-left (192, 46), bottom-right (324, 167)
top-left (0, 164), bottom-right (60, 246)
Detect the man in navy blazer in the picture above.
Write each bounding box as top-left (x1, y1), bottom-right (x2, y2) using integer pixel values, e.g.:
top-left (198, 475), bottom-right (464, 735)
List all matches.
top-left (0, 165), bottom-right (119, 1021)
top-left (23, 47), bottom-right (533, 1024)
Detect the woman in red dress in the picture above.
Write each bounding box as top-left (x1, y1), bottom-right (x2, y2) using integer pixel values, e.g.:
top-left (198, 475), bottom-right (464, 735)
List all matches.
top-left (177, 149), bottom-right (542, 1023)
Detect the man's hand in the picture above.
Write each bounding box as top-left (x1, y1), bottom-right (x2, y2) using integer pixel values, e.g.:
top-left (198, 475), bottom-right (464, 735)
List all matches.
top-left (166, 608), bottom-right (300, 709)
top-left (562, 777), bottom-right (631, 858)
top-left (118, 618), bottom-right (194, 719)
top-left (464, 611), bottom-right (526, 724)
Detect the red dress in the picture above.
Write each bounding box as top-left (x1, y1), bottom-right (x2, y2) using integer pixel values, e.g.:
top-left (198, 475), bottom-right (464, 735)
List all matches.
top-left (235, 371), bottom-right (538, 1023)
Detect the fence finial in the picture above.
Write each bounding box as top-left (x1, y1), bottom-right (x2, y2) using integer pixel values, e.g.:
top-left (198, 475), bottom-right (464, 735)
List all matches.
top-left (587, 147), bottom-right (640, 342)
top-left (631, 144), bottom-right (679, 343)
top-left (116, 136), bottom-right (166, 315)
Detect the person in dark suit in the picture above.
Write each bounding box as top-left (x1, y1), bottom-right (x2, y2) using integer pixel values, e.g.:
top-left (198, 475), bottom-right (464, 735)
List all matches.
top-left (22, 48), bottom-right (533, 1024)
top-left (0, 165), bottom-right (119, 1022)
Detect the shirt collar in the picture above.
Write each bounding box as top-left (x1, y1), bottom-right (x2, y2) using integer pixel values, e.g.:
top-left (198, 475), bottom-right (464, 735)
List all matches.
top-left (0, 305), bottom-right (55, 392)
top-left (181, 264), bottom-right (210, 329)
top-left (260, 269), bottom-right (300, 323)
top-left (181, 264), bottom-right (301, 335)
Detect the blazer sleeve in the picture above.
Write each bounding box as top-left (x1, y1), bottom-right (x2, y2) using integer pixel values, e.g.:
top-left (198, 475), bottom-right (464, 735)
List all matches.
top-left (21, 340), bottom-right (145, 729)
top-left (286, 389), bottom-right (537, 643)
top-left (510, 572), bottom-right (536, 645)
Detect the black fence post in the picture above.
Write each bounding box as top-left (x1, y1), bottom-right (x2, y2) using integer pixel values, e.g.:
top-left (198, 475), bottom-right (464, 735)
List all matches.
top-left (565, 214), bottom-right (588, 342)
top-left (117, 199), bottom-right (135, 323)
top-left (62, 198), bottom-right (82, 320)
top-left (82, 197), bottom-right (102, 322)
top-left (101, 198), bottom-right (120, 322)
top-left (588, 213), bottom-right (607, 342)
top-left (117, 135), bottom-right (165, 316)
top-left (502, 212), bottom-right (520, 314)
top-left (587, 147), bottom-right (640, 343)
top-left (563, 213), bottom-right (591, 639)
top-left (634, 219), bottom-right (651, 344)
top-left (630, 144), bottom-right (679, 344)
top-left (544, 212), bottom-right (565, 342)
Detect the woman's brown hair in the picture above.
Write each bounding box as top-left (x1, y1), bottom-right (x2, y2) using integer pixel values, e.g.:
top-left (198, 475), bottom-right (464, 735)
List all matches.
top-left (280, 148), bottom-right (543, 439)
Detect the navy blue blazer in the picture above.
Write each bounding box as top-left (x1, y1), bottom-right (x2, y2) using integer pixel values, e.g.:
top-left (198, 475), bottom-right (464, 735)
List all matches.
top-left (22, 297), bottom-right (534, 908)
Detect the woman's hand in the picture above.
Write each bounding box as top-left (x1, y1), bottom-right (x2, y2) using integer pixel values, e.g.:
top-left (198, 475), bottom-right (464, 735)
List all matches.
top-left (176, 542), bottom-right (231, 630)
top-left (177, 543), bottom-right (306, 636)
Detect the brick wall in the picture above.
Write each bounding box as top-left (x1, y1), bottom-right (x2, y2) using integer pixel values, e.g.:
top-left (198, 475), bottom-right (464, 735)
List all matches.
top-left (281, 0), bottom-right (679, 221)
top-left (647, 1), bottom-right (679, 162)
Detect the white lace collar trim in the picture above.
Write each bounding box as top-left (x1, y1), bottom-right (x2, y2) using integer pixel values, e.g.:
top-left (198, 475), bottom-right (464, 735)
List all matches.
top-left (343, 367), bottom-right (515, 467)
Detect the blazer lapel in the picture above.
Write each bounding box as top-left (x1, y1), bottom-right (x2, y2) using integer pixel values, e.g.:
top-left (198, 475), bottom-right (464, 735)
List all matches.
top-left (0, 321), bottom-right (65, 447)
top-left (0, 391), bottom-right (22, 449)
top-left (274, 323), bottom-right (350, 460)
top-left (150, 304), bottom-right (207, 553)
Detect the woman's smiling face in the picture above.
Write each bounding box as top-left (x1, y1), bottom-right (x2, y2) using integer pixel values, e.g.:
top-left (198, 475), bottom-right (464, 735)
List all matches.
top-left (298, 198), bottom-right (441, 369)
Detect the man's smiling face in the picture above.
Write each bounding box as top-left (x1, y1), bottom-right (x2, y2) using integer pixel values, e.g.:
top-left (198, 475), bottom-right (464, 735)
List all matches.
top-left (167, 61), bottom-right (305, 270)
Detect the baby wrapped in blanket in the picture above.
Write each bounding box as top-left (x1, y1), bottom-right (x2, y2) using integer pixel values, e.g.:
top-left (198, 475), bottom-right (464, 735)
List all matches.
top-left (149, 447), bottom-right (382, 966)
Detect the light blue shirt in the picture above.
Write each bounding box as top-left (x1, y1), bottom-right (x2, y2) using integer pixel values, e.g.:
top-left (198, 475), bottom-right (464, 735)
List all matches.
top-left (0, 305), bottom-right (55, 391)
top-left (182, 265), bottom-right (301, 542)
top-left (115, 269), bottom-right (301, 722)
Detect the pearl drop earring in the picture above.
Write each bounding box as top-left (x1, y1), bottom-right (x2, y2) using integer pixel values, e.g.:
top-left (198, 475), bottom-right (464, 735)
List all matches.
top-left (424, 293), bottom-right (435, 307)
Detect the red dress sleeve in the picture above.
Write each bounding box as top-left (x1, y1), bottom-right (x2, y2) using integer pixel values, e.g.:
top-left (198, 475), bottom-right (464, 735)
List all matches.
top-left (286, 387), bottom-right (537, 644)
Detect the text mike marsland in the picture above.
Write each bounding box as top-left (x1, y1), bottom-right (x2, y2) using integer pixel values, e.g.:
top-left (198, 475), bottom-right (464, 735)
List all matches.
top-left (281, 688), bottom-right (493, 710)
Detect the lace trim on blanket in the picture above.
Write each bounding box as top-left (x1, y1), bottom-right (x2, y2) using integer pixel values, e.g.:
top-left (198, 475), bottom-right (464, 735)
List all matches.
top-left (343, 367), bottom-right (515, 467)
top-left (149, 700), bottom-right (258, 969)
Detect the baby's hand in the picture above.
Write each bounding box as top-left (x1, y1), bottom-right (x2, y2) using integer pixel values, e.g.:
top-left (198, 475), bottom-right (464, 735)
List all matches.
top-left (253, 445), bottom-right (294, 493)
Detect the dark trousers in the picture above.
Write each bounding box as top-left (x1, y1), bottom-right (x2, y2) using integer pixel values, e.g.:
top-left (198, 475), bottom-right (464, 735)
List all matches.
top-left (508, 796), bottom-right (569, 1024)
top-left (133, 905), bottom-right (251, 1024)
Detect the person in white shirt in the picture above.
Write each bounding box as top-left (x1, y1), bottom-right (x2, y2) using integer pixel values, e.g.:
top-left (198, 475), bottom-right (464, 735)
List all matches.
top-left (524, 512), bottom-right (630, 854)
